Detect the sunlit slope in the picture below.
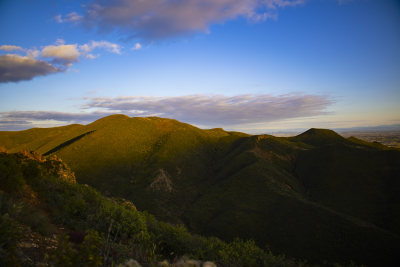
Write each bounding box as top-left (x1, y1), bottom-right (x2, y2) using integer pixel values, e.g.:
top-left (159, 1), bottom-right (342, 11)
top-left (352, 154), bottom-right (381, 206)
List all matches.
top-left (1, 115), bottom-right (399, 266)
top-left (56, 116), bottom-right (246, 215)
top-left (0, 115), bottom-right (249, 219)
top-left (0, 123), bottom-right (86, 153)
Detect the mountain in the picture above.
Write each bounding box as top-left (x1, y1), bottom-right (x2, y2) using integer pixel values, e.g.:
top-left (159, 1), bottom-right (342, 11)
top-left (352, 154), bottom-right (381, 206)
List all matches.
top-left (1, 115), bottom-right (399, 266)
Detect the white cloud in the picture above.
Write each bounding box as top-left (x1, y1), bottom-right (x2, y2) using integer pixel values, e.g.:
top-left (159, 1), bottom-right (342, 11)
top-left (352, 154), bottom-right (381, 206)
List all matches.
top-left (0, 40), bottom-right (122, 83)
top-left (54, 12), bottom-right (83, 23)
top-left (84, 40), bottom-right (121, 54)
top-left (0, 45), bottom-right (25, 52)
top-left (41, 44), bottom-right (80, 62)
top-left (79, 40), bottom-right (121, 59)
top-left (55, 38), bottom-right (66, 45)
top-left (85, 53), bottom-right (98, 59)
top-left (132, 43), bottom-right (142, 50)
top-left (40, 40), bottom-right (121, 63)
top-left (66, 12), bottom-right (83, 22)
top-left (54, 14), bottom-right (63, 23)
top-left (26, 49), bottom-right (40, 59)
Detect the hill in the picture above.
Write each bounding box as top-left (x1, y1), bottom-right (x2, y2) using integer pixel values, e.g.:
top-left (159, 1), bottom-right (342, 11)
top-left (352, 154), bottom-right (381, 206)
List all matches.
top-left (1, 115), bottom-right (400, 266)
top-left (0, 150), bottom-right (295, 266)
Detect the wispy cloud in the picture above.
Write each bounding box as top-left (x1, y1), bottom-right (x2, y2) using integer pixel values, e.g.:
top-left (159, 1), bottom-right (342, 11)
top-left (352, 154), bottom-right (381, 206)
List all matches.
top-left (84, 94), bottom-right (333, 126)
top-left (132, 43), bottom-right (142, 50)
top-left (54, 12), bottom-right (83, 24)
top-left (0, 93), bottom-right (332, 130)
top-left (0, 111), bottom-right (113, 130)
top-left (79, 40), bottom-right (121, 59)
top-left (62, 0), bottom-right (304, 40)
top-left (0, 110), bottom-right (110, 123)
top-left (0, 120), bottom-right (33, 131)
top-left (0, 39), bottom-right (121, 83)
top-left (0, 45), bottom-right (25, 52)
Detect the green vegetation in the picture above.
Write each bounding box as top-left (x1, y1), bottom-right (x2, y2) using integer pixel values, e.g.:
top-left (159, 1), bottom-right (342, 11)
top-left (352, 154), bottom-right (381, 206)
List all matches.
top-left (1, 115), bottom-right (399, 266)
top-left (0, 151), bottom-right (298, 266)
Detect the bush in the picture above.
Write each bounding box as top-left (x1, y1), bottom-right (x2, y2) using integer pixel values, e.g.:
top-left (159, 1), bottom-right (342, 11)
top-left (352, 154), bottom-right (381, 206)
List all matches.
top-left (47, 230), bottom-right (103, 267)
top-left (144, 212), bottom-right (293, 267)
top-left (0, 156), bottom-right (25, 194)
top-left (0, 214), bottom-right (22, 266)
top-left (21, 159), bottom-right (41, 182)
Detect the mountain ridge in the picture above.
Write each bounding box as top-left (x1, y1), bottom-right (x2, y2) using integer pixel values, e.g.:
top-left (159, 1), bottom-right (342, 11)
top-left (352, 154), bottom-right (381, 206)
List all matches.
top-left (1, 114), bottom-right (399, 266)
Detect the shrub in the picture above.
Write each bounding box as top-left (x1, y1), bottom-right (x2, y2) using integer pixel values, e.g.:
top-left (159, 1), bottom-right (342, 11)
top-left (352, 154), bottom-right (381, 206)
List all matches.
top-left (47, 230), bottom-right (103, 267)
top-left (0, 214), bottom-right (23, 266)
top-left (0, 156), bottom-right (25, 194)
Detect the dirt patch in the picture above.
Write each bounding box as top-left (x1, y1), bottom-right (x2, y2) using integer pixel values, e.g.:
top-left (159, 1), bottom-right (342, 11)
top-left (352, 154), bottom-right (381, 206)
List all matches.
top-left (149, 169), bottom-right (174, 193)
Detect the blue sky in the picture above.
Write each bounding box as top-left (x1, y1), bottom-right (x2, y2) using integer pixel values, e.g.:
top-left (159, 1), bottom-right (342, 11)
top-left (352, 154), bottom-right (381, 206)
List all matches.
top-left (0, 0), bottom-right (399, 132)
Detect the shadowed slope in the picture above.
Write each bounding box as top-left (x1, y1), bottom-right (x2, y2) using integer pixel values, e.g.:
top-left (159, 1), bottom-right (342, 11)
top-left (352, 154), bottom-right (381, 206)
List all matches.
top-left (43, 130), bottom-right (95, 156)
top-left (1, 151), bottom-right (297, 266)
top-left (295, 142), bottom-right (400, 234)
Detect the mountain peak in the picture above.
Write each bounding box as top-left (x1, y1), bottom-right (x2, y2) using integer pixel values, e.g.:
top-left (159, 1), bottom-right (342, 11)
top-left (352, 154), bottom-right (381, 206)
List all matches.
top-left (302, 128), bottom-right (341, 136)
top-left (94, 114), bottom-right (130, 122)
top-left (293, 128), bottom-right (346, 146)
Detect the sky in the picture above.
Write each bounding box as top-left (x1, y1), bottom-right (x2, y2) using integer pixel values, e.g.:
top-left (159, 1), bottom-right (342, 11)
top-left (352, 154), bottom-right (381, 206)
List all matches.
top-left (0, 0), bottom-right (399, 133)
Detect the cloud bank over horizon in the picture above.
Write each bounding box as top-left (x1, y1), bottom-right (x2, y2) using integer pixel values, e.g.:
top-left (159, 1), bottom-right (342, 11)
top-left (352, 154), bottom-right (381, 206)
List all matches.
top-left (84, 94), bottom-right (333, 126)
top-left (0, 93), bottom-right (332, 131)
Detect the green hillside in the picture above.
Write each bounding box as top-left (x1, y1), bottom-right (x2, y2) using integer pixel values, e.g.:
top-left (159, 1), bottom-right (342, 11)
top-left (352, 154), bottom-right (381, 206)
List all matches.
top-left (1, 115), bottom-right (399, 266)
top-left (1, 151), bottom-right (297, 266)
